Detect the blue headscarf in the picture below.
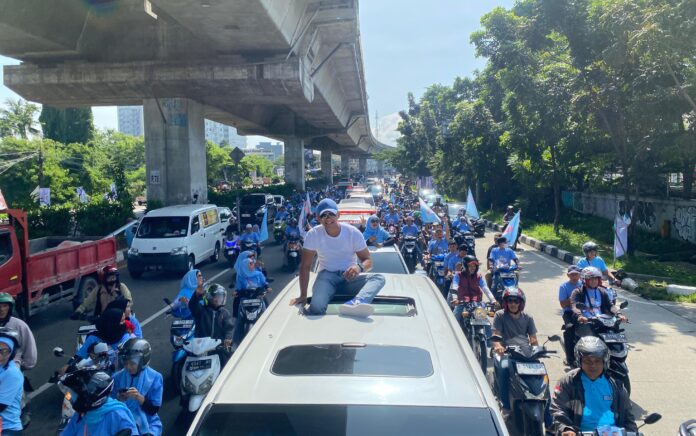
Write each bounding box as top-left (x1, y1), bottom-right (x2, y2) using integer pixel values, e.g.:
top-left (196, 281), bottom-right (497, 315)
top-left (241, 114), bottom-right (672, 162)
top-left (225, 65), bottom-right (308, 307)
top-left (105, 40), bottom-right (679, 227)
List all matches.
top-left (363, 215), bottom-right (390, 243)
top-left (173, 269), bottom-right (200, 318)
top-left (234, 250), bottom-right (266, 290)
top-left (234, 251), bottom-right (255, 277)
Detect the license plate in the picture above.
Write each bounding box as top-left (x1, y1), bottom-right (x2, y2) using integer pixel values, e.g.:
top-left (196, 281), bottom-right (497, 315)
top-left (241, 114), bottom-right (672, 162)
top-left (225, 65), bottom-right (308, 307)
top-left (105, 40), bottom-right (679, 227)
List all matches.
top-left (470, 319), bottom-right (489, 326)
top-left (226, 250), bottom-right (234, 255)
top-left (186, 359), bottom-right (212, 371)
top-left (289, 252), bottom-right (298, 257)
top-left (241, 298), bottom-right (262, 306)
top-left (516, 362), bottom-right (546, 375)
top-left (242, 213), bottom-right (251, 217)
top-left (600, 333), bottom-right (627, 343)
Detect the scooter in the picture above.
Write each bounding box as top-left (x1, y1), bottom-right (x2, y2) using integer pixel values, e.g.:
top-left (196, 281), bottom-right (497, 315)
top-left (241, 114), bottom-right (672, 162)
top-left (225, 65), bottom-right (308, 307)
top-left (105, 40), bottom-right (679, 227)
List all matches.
top-left (457, 300), bottom-right (495, 373)
top-left (273, 219), bottom-right (286, 243)
top-left (180, 337), bottom-right (225, 412)
top-left (428, 253), bottom-right (447, 294)
top-left (571, 301), bottom-right (632, 395)
top-left (234, 287), bottom-right (269, 344)
top-left (492, 263), bottom-right (519, 303)
top-left (285, 235), bottom-right (302, 272)
top-left (223, 237), bottom-right (240, 266)
top-left (470, 218), bottom-right (486, 237)
top-left (163, 298), bottom-right (196, 391)
top-left (492, 335), bottom-right (560, 436)
top-left (240, 239), bottom-right (259, 256)
top-left (401, 235), bottom-right (419, 273)
top-left (578, 412), bottom-right (661, 435)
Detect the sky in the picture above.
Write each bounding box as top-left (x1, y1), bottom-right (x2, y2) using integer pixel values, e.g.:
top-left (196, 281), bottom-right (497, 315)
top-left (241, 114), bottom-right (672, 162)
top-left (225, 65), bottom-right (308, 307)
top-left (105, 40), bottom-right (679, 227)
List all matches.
top-left (0, 0), bottom-right (514, 145)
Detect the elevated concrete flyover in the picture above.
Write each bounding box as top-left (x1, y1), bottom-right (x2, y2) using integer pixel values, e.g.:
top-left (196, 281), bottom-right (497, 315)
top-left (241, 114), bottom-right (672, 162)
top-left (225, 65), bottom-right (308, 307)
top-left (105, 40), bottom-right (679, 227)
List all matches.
top-left (0, 0), bottom-right (390, 203)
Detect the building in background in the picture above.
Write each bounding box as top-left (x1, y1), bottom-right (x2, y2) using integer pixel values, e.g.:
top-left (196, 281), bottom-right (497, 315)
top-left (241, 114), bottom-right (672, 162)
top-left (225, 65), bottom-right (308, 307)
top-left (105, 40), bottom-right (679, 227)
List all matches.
top-left (117, 106), bottom-right (143, 136)
top-left (256, 141), bottom-right (283, 162)
top-left (242, 147), bottom-right (274, 161)
top-left (228, 127), bottom-right (246, 149)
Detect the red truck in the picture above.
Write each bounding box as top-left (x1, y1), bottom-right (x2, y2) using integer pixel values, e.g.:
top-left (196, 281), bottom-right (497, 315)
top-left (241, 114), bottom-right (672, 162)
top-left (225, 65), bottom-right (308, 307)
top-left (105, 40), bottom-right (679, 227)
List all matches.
top-left (0, 209), bottom-right (117, 318)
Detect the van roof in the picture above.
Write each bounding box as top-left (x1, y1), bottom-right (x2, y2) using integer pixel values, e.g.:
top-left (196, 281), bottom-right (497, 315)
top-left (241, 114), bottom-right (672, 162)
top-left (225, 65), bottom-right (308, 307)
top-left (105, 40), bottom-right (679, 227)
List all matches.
top-left (203, 273), bottom-right (496, 409)
top-left (144, 204), bottom-right (217, 217)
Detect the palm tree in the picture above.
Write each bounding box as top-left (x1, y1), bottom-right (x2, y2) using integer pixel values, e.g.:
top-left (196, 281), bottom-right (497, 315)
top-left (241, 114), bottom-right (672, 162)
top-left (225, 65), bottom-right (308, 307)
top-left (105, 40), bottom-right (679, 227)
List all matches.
top-left (0, 98), bottom-right (40, 139)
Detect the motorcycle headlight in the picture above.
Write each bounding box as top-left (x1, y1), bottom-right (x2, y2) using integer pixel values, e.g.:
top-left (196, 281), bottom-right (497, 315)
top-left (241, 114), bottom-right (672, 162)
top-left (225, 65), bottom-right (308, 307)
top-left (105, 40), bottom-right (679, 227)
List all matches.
top-left (199, 375), bottom-right (214, 393)
top-left (171, 246), bottom-right (187, 255)
top-left (128, 247), bottom-right (139, 256)
top-left (184, 377), bottom-right (196, 394)
top-left (473, 307), bottom-right (488, 320)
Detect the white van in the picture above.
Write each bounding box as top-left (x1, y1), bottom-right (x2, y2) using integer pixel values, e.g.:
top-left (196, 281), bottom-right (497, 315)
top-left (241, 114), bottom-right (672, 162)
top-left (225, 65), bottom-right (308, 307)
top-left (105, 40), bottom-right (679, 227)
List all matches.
top-left (127, 204), bottom-right (224, 278)
top-left (187, 273), bottom-right (508, 435)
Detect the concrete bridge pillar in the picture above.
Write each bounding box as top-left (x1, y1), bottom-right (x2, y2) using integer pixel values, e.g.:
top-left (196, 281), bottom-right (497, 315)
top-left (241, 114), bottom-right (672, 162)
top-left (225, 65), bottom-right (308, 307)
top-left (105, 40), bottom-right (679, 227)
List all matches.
top-left (341, 154), bottom-right (350, 176)
top-left (284, 137), bottom-right (305, 191)
top-left (321, 150), bottom-right (333, 185)
top-left (144, 98), bottom-right (207, 206)
top-left (358, 158), bottom-right (367, 175)
top-left (377, 160), bottom-right (384, 177)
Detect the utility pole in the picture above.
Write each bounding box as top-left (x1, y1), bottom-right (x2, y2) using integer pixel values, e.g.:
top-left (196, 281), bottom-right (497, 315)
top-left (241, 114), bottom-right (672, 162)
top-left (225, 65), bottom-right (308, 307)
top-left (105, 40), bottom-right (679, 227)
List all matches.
top-left (37, 145), bottom-right (44, 187)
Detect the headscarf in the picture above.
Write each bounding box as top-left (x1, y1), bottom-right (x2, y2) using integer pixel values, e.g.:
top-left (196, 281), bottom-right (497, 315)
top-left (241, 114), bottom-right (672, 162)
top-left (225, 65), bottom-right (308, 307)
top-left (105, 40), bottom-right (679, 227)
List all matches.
top-left (95, 308), bottom-right (127, 345)
top-left (177, 269), bottom-right (201, 301)
top-left (362, 215), bottom-right (383, 239)
top-left (234, 251), bottom-right (255, 278)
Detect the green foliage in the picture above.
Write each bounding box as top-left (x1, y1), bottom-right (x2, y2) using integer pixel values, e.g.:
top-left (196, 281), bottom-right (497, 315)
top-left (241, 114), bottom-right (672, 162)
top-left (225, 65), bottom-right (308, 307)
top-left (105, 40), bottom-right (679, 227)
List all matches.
top-left (25, 204), bottom-right (74, 238)
top-left (75, 200), bottom-right (133, 237)
top-left (39, 106), bottom-right (94, 144)
top-left (0, 99), bottom-right (39, 139)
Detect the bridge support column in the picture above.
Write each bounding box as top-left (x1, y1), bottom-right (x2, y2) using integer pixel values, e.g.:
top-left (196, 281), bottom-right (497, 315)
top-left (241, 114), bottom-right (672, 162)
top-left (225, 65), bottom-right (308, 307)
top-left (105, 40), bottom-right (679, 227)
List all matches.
top-left (321, 150), bottom-right (333, 185)
top-left (359, 158), bottom-right (367, 175)
top-left (284, 137), bottom-right (305, 191)
top-left (377, 160), bottom-right (384, 177)
top-left (144, 98), bottom-right (207, 206)
top-left (341, 154), bottom-right (350, 176)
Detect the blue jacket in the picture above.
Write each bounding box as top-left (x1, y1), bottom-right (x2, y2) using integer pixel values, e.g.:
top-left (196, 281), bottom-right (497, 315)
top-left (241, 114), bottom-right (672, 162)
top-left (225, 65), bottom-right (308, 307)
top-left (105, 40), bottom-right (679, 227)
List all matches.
top-left (61, 398), bottom-right (139, 436)
top-left (112, 367), bottom-right (163, 436)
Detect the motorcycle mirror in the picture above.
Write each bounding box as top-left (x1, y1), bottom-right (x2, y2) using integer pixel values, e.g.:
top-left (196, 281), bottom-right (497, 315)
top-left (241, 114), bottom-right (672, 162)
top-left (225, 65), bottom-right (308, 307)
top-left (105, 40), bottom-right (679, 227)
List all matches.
top-left (489, 335), bottom-right (503, 343)
top-left (547, 335), bottom-right (561, 342)
top-left (641, 413), bottom-right (662, 426)
top-left (619, 300), bottom-right (629, 309)
top-left (53, 347), bottom-right (65, 357)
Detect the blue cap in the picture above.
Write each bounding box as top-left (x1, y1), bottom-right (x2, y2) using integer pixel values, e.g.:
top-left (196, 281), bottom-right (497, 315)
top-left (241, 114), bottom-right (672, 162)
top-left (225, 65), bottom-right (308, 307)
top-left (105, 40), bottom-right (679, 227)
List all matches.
top-left (0, 337), bottom-right (14, 352)
top-left (316, 199), bottom-right (338, 217)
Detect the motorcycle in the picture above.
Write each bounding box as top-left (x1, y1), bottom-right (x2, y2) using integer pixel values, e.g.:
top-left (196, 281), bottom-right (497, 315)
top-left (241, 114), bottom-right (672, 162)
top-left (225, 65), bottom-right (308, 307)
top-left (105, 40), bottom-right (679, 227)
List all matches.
top-left (577, 412), bottom-right (661, 435)
top-left (223, 237), bottom-right (240, 266)
top-left (457, 300), bottom-right (495, 372)
top-left (428, 253), bottom-right (447, 295)
top-left (240, 239), bottom-right (259, 257)
top-left (572, 301), bottom-right (631, 395)
top-left (273, 219), bottom-right (287, 243)
top-left (470, 217), bottom-right (486, 237)
top-left (492, 335), bottom-right (560, 436)
top-left (179, 337), bottom-right (226, 412)
top-left (453, 230), bottom-right (476, 255)
top-left (285, 235), bottom-right (302, 272)
top-left (234, 287), bottom-right (269, 345)
top-left (163, 298), bottom-right (196, 391)
top-left (492, 263), bottom-right (519, 303)
top-left (401, 235), bottom-right (419, 273)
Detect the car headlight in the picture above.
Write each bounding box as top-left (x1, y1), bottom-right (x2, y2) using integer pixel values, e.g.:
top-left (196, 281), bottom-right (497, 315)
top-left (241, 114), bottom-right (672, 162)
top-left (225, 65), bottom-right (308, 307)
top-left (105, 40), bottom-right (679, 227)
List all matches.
top-left (473, 307), bottom-right (488, 320)
top-left (171, 246), bottom-right (187, 255)
top-left (128, 247), bottom-right (139, 256)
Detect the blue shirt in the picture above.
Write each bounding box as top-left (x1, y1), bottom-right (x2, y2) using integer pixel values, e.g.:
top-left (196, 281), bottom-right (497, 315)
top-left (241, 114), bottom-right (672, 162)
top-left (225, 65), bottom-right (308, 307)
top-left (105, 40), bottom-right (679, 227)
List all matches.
top-left (275, 211), bottom-right (289, 221)
top-left (580, 373), bottom-right (615, 431)
top-left (236, 270), bottom-right (268, 291)
top-left (383, 212), bottom-right (401, 226)
top-left (559, 280), bottom-right (582, 313)
top-left (112, 367), bottom-right (163, 436)
top-left (285, 226), bottom-right (301, 237)
top-left (428, 239), bottom-right (449, 255)
top-left (77, 332), bottom-right (133, 367)
top-left (577, 257), bottom-right (608, 273)
top-left (61, 398), bottom-right (140, 436)
top-left (453, 219), bottom-right (471, 232)
top-left (239, 231), bottom-right (260, 243)
top-left (444, 252), bottom-right (463, 271)
top-left (0, 361), bottom-right (24, 431)
top-left (401, 224), bottom-right (420, 237)
top-left (580, 287), bottom-right (603, 318)
top-left (489, 247), bottom-right (518, 267)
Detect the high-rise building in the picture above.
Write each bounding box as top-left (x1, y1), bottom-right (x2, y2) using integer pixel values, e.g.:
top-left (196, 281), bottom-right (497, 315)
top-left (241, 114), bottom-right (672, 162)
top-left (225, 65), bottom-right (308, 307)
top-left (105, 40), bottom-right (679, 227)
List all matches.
top-left (117, 106), bottom-right (143, 136)
top-left (257, 141), bottom-right (284, 162)
top-left (229, 127), bottom-right (247, 149)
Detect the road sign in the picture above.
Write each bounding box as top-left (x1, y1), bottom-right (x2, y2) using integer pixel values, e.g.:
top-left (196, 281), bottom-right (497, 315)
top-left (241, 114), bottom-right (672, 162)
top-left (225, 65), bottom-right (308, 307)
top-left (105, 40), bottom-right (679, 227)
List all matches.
top-left (230, 147), bottom-right (245, 164)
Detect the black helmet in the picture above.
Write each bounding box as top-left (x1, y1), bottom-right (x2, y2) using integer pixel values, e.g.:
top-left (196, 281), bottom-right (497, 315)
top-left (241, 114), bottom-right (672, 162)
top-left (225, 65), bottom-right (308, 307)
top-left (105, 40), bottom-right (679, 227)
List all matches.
top-left (582, 241), bottom-right (599, 255)
top-left (574, 336), bottom-right (609, 369)
top-left (61, 369), bottom-right (113, 414)
top-left (496, 236), bottom-right (508, 245)
top-left (289, 218), bottom-right (298, 226)
top-left (0, 327), bottom-right (20, 363)
top-left (205, 283), bottom-right (227, 306)
top-left (118, 338), bottom-right (152, 373)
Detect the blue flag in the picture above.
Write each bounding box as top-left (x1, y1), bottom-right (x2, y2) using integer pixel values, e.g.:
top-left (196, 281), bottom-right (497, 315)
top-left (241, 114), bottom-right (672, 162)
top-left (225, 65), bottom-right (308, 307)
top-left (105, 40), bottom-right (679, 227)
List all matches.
top-left (466, 188), bottom-right (480, 219)
top-left (419, 197), bottom-right (441, 224)
top-left (502, 210), bottom-right (521, 244)
top-left (259, 208), bottom-right (269, 242)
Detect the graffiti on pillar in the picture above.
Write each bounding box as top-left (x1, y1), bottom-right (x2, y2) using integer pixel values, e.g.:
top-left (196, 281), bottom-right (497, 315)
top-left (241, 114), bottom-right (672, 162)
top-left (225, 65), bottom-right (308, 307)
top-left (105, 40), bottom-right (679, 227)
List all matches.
top-left (163, 99), bottom-right (189, 127)
top-left (572, 192), bottom-right (584, 213)
top-left (673, 206), bottom-right (696, 243)
top-left (618, 200), bottom-right (657, 230)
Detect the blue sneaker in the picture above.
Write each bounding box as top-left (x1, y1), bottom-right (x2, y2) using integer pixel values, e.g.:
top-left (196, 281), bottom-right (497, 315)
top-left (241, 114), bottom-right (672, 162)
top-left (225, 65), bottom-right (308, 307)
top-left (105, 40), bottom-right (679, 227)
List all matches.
top-left (339, 297), bottom-right (374, 318)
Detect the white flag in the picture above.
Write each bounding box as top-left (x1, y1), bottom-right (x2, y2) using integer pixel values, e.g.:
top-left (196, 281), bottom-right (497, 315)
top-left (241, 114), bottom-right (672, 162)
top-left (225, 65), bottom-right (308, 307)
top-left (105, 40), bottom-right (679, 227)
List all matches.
top-left (77, 187), bottom-right (89, 203)
top-left (614, 214), bottom-right (630, 259)
top-left (39, 188), bottom-right (51, 206)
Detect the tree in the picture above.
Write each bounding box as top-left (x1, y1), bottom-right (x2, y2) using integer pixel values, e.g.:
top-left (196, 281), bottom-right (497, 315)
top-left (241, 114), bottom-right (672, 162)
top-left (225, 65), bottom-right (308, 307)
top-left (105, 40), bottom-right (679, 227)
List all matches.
top-left (241, 154), bottom-right (274, 178)
top-left (39, 106), bottom-right (94, 144)
top-left (0, 99), bottom-right (40, 139)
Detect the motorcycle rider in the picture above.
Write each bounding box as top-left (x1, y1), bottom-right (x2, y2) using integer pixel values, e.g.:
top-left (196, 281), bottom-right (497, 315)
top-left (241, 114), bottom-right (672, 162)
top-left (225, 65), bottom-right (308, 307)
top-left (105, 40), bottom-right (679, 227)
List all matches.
top-left (570, 267), bottom-right (626, 342)
top-left (451, 256), bottom-right (497, 327)
top-left (363, 215), bottom-right (395, 247)
top-left (60, 369), bottom-right (138, 436)
top-left (0, 328), bottom-right (24, 435)
top-left (283, 218), bottom-right (302, 266)
top-left (551, 337), bottom-right (637, 435)
top-left (503, 205), bottom-right (515, 223)
top-left (489, 236), bottom-right (520, 293)
top-left (71, 266), bottom-right (133, 321)
top-left (113, 338), bottom-right (163, 436)
top-left (239, 224), bottom-right (261, 255)
top-left (577, 241), bottom-right (621, 287)
top-left (0, 293), bottom-right (37, 370)
top-left (232, 253), bottom-right (272, 348)
top-left (425, 228), bottom-right (449, 276)
top-left (492, 288), bottom-right (538, 417)
top-left (171, 269), bottom-right (203, 319)
top-left (452, 214), bottom-right (472, 233)
top-left (275, 205), bottom-right (289, 222)
top-left (71, 307), bottom-right (134, 371)
top-left (188, 283), bottom-right (234, 364)
top-left (105, 298), bottom-right (143, 339)
top-left (485, 232), bottom-right (503, 288)
top-left (382, 205), bottom-right (401, 226)
top-left (559, 266), bottom-right (583, 365)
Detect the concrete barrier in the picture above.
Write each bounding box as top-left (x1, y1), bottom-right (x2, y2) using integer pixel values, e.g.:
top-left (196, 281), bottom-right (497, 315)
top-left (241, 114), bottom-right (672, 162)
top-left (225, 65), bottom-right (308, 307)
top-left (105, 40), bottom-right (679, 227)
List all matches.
top-left (666, 284), bottom-right (696, 296)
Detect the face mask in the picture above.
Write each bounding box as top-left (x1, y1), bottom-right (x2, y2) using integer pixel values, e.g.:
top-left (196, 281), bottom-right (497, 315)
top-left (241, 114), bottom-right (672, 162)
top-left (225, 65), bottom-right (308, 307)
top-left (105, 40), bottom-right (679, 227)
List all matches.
top-left (501, 244), bottom-right (508, 249)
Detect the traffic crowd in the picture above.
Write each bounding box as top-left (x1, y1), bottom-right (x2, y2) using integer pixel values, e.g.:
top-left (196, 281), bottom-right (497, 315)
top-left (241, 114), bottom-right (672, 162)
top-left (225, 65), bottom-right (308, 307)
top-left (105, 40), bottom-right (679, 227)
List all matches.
top-left (0, 176), bottom-right (652, 436)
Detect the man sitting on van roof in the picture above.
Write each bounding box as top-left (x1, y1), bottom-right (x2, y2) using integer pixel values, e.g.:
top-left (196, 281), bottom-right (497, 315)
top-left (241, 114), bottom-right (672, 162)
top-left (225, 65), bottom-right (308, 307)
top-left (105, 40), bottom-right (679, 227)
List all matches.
top-left (290, 199), bottom-right (385, 318)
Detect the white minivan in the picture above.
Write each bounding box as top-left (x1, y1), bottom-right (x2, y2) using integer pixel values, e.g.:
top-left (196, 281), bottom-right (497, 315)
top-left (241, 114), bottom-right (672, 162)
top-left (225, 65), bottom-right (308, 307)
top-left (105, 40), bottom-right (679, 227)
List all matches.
top-left (127, 204), bottom-right (224, 278)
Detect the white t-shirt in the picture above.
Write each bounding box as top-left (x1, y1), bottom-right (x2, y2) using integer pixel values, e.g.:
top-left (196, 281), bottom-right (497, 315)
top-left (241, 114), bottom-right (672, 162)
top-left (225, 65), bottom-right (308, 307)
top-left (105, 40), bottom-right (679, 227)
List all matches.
top-left (303, 223), bottom-right (367, 272)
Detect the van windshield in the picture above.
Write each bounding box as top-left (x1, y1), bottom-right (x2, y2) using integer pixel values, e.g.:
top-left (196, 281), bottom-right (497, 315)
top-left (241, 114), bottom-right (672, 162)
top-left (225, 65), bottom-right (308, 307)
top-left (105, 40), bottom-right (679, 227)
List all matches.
top-left (242, 195), bottom-right (266, 206)
top-left (195, 404), bottom-right (499, 435)
top-left (136, 216), bottom-right (189, 238)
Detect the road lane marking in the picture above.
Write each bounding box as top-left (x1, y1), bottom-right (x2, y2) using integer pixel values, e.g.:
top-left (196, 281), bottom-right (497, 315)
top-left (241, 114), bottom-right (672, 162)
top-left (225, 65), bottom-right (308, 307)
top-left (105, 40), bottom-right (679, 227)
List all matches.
top-left (29, 267), bottom-right (231, 401)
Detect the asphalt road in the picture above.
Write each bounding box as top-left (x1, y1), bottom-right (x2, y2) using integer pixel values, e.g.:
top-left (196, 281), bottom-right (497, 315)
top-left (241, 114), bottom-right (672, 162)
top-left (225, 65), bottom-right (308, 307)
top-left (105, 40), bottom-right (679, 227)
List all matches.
top-left (25, 228), bottom-right (696, 435)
